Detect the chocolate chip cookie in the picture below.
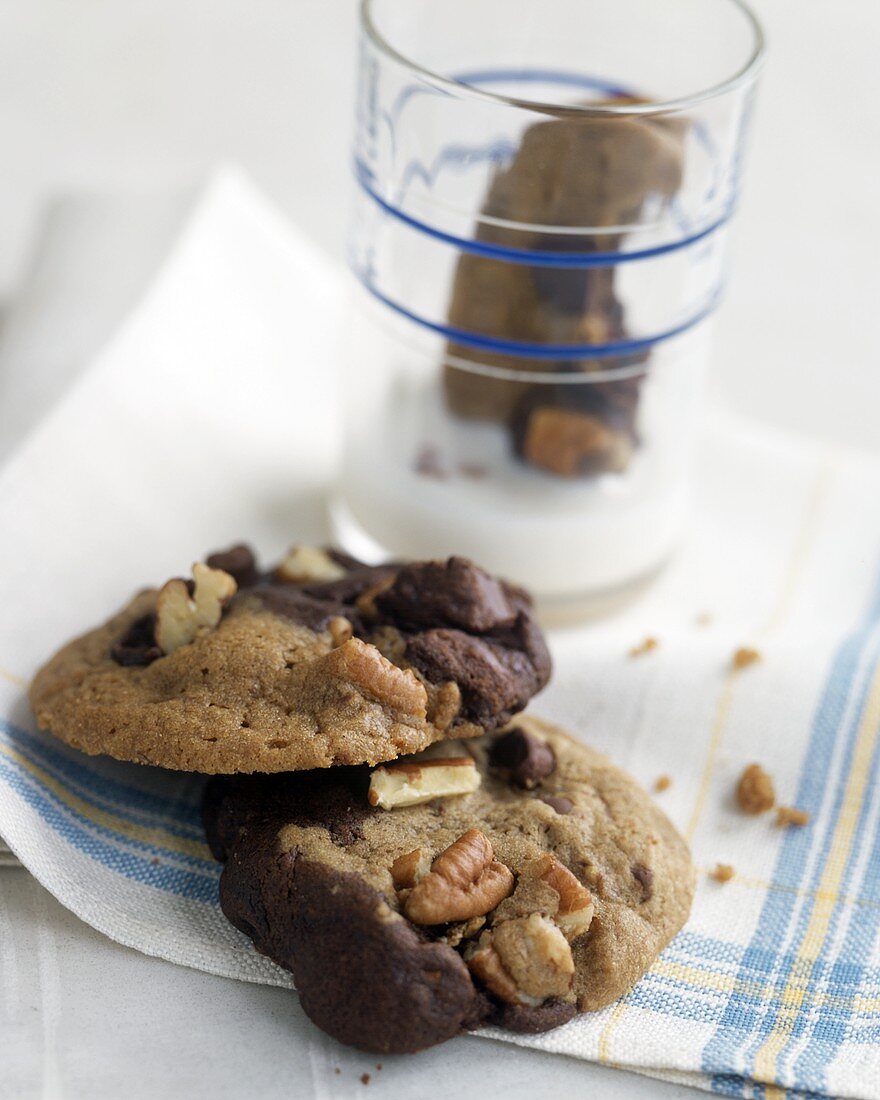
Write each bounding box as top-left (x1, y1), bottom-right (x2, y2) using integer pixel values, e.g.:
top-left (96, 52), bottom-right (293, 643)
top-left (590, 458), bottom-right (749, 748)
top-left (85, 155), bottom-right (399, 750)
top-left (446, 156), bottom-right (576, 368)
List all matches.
top-left (29, 548), bottom-right (551, 774)
top-left (204, 715), bottom-right (694, 1053)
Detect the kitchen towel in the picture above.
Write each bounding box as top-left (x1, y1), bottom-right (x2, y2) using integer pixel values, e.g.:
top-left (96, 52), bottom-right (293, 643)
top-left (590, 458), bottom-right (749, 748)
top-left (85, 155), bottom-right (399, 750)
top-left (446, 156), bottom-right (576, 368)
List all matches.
top-left (1, 168), bottom-right (880, 1100)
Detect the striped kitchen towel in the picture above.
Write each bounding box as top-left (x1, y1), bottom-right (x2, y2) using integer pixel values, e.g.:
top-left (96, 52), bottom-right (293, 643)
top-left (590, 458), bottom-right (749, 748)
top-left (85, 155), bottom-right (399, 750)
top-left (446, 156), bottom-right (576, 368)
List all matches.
top-left (2, 171), bottom-right (880, 1099)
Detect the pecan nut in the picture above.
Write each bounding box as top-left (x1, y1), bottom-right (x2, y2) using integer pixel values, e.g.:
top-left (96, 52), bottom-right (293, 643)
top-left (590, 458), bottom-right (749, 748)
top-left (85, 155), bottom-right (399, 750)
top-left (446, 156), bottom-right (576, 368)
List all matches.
top-left (276, 546), bottom-right (347, 584)
top-left (467, 941), bottom-right (533, 1006)
top-left (492, 914), bottom-right (574, 1000)
top-left (155, 563), bottom-right (237, 655)
top-left (390, 847), bottom-right (433, 890)
top-left (529, 853), bottom-right (594, 941)
top-left (468, 913), bottom-right (575, 1005)
top-left (319, 638), bottom-right (428, 718)
top-left (369, 757), bottom-right (480, 810)
top-left (404, 829), bottom-right (514, 925)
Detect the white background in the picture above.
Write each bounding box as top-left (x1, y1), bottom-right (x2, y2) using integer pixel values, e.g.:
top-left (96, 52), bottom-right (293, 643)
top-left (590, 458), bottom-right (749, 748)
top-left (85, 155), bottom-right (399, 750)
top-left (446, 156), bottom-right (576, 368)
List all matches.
top-left (0, 2), bottom-right (878, 1098)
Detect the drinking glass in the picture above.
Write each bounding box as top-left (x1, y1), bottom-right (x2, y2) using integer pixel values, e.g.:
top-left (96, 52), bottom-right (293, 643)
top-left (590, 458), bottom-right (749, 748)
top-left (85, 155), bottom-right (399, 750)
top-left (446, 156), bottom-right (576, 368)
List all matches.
top-left (337, 0), bottom-right (765, 614)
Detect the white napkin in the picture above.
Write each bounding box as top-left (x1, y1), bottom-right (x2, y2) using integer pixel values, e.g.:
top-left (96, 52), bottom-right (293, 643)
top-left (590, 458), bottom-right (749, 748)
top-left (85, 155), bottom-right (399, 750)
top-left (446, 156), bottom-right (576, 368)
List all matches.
top-left (2, 168), bottom-right (880, 1100)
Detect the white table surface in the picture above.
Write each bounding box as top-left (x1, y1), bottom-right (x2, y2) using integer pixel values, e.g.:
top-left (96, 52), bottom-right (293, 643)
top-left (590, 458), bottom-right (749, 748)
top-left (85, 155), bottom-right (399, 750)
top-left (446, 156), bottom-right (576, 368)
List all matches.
top-left (1, 2), bottom-right (878, 1098)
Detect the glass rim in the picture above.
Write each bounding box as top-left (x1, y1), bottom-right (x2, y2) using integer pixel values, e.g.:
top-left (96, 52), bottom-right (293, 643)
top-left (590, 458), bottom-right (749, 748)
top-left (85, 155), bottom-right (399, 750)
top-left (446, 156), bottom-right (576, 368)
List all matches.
top-left (360, 0), bottom-right (766, 116)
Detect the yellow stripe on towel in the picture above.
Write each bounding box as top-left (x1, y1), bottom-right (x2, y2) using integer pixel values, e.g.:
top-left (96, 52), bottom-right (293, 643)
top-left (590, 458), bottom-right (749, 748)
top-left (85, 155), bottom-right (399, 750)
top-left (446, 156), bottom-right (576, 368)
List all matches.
top-left (0, 740), bottom-right (210, 861)
top-left (753, 653), bottom-right (880, 1090)
top-left (0, 665), bottom-right (27, 688)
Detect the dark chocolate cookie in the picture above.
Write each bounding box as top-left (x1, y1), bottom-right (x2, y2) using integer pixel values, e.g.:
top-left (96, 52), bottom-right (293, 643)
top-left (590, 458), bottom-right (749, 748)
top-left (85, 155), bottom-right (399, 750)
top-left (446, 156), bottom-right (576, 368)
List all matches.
top-left (204, 716), bottom-right (694, 1052)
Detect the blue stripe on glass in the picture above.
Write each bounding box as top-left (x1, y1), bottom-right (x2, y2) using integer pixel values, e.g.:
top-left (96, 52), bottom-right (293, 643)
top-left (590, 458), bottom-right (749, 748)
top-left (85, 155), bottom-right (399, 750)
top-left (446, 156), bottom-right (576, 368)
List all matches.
top-left (354, 268), bottom-right (720, 360)
top-left (355, 157), bottom-right (731, 269)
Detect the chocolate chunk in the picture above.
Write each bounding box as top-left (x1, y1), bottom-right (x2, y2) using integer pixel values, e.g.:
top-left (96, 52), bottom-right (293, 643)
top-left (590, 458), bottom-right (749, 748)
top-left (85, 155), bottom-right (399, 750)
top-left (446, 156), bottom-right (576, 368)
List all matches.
top-left (489, 727), bottom-right (557, 789)
top-left (539, 794), bottom-right (573, 815)
top-left (206, 544), bottom-right (260, 588)
top-left (494, 998), bottom-right (576, 1034)
top-left (300, 564), bottom-right (396, 606)
top-left (248, 586), bottom-right (352, 632)
top-left (632, 862), bottom-right (654, 901)
top-left (376, 557), bottom-right (518, 634)
top-left (110, 613), bottom-right (161, 667)
top-left (406, 627), bottom-right (548, 730)
top-left (325, 548), bottom-right (373, 571)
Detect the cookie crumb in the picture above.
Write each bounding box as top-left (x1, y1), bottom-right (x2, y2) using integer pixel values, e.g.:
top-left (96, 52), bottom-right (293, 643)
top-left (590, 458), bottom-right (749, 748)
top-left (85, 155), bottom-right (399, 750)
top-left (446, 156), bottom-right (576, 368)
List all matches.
top-left (629, 636), bottom-right (659, 659)
top-left (710, 863), bottom-right (735, 883)
top-left (732, 646), bottom-right (761, 670)
top-left (361, 1072), bottom-right (371, 1086)
top-left (334, 1068), bottom-right (341, 1076)
top-left (375, 1063), bottom-right (383, 1071)
top-left (776, 805), bottom-right (810, 828)
top-left (654, 775), bottom-right (672, 793)
top-left (150, 856), bottom-right (161, 866)
top-left (695, 612), bottom-right (713, 627)
top-left (736, 763), bottom-right (775, 814)
top-left (458, 462), bottom-right (488, 480)
top-left (415, 445), bottom-right (448, 479)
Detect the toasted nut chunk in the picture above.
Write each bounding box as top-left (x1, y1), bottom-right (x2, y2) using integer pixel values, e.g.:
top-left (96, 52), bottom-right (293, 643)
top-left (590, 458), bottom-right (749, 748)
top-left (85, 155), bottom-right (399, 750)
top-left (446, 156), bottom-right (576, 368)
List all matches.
top-left (276, 546), bottom-right (346, 584)
top-left (328, 616), bottom-right (353, 647)
top-left (155, 563), bottom-right (237, 655)
top-left (493, 914), bottom-right (574, 1000)
top-left (732, 646), bottom-right (762, 670)
top-left (369, 757), bottom-right (479, 810)
top-left (404, 829), bottom-right (514, 925)
top-left (776, 805), bottom-right (810, 828)
top-left (467, 942), bottom-right (538, 1006)
top-left (390, 848), bottom-right (432, 889)
top-left (444, 915), bottom-right (486, 948)
top-left (320, 638), bottom-right (428, 717)
top-left (710, 863), bottom-right (735, 883)
top-left (530, 853), bottom-right (593, 941)
top-left (428, 681), bottom-right (462, 731)
top-left (736, 763), bottom-right (775, 814)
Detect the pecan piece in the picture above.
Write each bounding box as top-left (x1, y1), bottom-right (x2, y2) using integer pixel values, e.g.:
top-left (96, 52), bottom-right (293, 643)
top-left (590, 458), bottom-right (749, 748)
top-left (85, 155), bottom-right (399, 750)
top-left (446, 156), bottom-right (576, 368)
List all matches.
top-left (319, 638), bottom-right (428, 718)
top-left (404, 829), bottom-right (514, 925)
top-left (390, 848), bottom-right (432, 890)
top-left (530, 854), bottom-right (594, 940)
top-left (493, 914), bottom-right (575, 1001)
top-left (155, 563), bottom-right (237, 655)
top-left (369, 757), bottom-right (480, 810)
top-left (276, 546), bottom-right (347, 584)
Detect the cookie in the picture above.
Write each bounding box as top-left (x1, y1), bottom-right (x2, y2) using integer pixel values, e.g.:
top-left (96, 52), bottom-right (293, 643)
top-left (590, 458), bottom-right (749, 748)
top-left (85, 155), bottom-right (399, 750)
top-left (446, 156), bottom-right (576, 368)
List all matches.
top-left (444, 107), bottom-right (685, 477)
top-left (204, 715), bottom-right (694, 1053)
top-left (30, 549), bottom-right (551, 774)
